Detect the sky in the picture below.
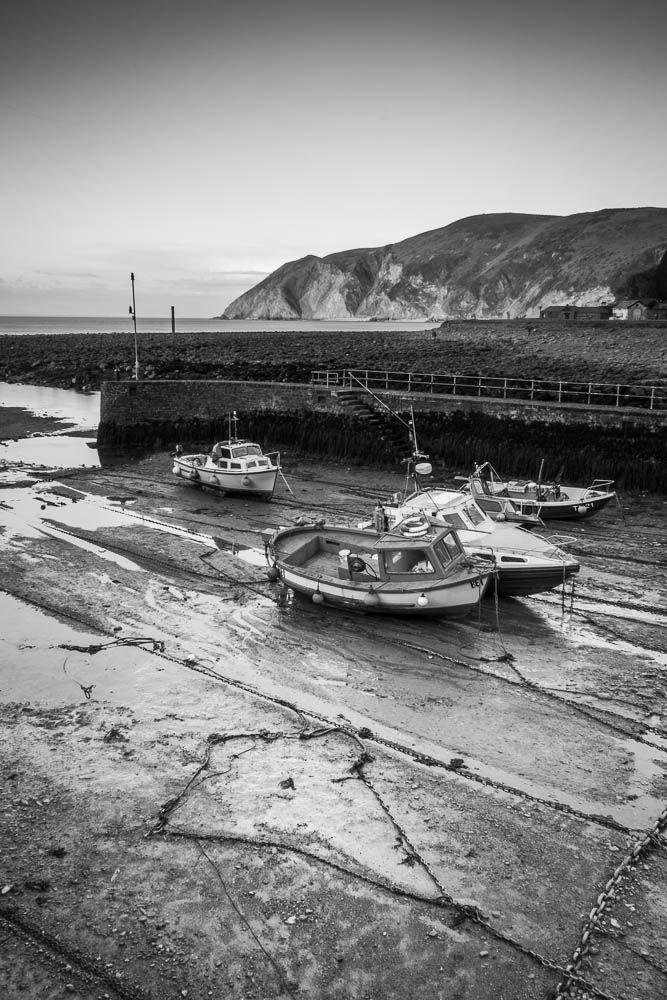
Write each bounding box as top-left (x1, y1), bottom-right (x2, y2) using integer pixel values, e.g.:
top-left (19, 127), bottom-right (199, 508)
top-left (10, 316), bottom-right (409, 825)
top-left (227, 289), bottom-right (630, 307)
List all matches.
top-left (1, 0), bottom-right (666, 317)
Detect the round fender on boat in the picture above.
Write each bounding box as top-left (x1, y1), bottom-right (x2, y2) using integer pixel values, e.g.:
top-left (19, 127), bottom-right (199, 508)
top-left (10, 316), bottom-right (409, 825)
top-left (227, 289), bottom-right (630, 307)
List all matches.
top-left (400, 516), bottom-right (429, 537)
top-left (577, 504), bottom-right (589, 514)
top-left (494, 512), bottom-right (506, 521)
top-left (364, 589), bottom-right (380, 607)
top-left (266, 566), bottom-right (280, 582)
top-left (312, 591), bottom-right (324, 604)
top-left (414, 462), bottom-right (432, 477)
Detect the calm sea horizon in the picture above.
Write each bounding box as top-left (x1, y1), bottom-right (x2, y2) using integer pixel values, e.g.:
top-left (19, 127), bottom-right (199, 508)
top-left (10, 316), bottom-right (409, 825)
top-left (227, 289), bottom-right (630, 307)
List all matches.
top-left (0, 316), bottom-right (438, 336)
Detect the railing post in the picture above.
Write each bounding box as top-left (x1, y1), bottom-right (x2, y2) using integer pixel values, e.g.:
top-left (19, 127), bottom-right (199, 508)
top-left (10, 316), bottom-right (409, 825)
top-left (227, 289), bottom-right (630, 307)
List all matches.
top-left (650, 386), bottom-right (656, 410)
top-left (431, 373), bottom-right (434, 393)
top-left (478, 377), bottom-right (482, 397)
top-left (503, 378), bottom-right (507, 399)
top-left (616, 384), bottom-right (620, 407)
top-left (530, 380), bottom-right (535, 400)
top-left (558, 382), bottom-right (562, 403)
top-left (587, 382), bottom-right (592, 405)
top-left (408, 372), bottom-right (412, 392)
top-left (452, 375), bottom-right (457, 396)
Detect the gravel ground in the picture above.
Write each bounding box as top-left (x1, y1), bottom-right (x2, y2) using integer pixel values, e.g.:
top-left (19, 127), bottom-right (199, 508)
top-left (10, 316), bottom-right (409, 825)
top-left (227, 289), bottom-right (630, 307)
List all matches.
top-left (2, 320), bottom-right (667, 391)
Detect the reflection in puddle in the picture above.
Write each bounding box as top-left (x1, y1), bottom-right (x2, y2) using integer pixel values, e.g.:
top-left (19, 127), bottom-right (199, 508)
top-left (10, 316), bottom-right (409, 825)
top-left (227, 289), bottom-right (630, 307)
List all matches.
top-left (1, 382), bottom-right (101, 474)
top-left (1, 434), bottom-right (100, 471)
top-left (0, 382), bottom-right (100, 429)
top-left (0, 483), bottom-right (268, 577)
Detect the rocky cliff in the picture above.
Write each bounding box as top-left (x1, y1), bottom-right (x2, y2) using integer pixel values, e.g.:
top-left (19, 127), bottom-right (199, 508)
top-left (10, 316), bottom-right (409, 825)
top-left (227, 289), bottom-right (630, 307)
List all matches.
top-left (221, 208), bottom-right (667, 321)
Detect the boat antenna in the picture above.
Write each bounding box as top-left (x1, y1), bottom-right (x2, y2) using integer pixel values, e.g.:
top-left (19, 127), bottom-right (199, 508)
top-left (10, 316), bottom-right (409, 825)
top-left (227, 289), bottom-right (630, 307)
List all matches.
top-left (410, 405), bottom-right (421, 457)
top-left (230, 410), bottom-right (238, 440)
top-left (129, 272), bottom-right (139, 380)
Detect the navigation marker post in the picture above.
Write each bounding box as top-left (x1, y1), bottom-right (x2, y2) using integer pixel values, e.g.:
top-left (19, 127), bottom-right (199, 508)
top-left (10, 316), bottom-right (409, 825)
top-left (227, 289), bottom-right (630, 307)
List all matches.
top-left (129, 272), bottom-right (139, 380)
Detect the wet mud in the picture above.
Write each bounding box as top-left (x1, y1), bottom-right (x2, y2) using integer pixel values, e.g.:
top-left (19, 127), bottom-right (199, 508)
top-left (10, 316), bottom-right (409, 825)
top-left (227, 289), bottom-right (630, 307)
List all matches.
top-left (1, 441), bottom-right (667, 1000)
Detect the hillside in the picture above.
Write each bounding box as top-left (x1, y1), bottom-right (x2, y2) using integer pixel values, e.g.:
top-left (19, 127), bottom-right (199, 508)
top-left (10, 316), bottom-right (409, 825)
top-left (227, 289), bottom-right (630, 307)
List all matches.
top-left (221, 208), bottom-right (667, 321)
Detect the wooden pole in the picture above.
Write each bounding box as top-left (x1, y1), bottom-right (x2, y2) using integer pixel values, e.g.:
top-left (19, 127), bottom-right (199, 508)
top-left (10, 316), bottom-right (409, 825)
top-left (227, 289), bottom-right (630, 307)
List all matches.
top-left (130, 272), bottom-right (139, 380)
top-left (171, 306), bottom-right (175, 333)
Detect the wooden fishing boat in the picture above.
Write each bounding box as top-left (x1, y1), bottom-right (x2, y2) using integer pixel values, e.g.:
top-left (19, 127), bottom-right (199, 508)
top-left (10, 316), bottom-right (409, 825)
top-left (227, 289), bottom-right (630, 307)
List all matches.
top-left (262, 520), bottom-right (491, 618)
top-left (172, 413), bottom-right (281, 500)
top-left (465, 462), bottom-right (616, 520)
top-left (375, 488), bottom-right (579, 598)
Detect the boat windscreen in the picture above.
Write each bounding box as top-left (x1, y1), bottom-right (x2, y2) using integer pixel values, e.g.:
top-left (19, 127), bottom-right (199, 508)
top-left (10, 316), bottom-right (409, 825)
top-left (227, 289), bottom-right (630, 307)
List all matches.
top-left (464, 503), bottom-right (485, 526)
top-left (434, 533), bottom-right (463, 564)
top-left (436, 510), bottom-right (464, 529)
top-left (383, 549), bottom-right (435, 575)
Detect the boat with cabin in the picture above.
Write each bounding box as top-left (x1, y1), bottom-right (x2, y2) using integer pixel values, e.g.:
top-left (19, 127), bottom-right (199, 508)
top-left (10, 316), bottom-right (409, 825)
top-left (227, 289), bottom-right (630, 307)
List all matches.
top-left (262, 521), bottom-right (492, 618)
top-left (372, 455), bottom-right (579, 597)
top-left (172, 412), bottom-right (282, 500)
top-left (465, 461), bottom-right (616, 520)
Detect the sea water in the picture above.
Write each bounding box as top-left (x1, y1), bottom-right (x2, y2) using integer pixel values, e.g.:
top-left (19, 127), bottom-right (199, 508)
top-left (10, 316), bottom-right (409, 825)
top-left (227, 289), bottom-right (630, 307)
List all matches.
top-left (0, 316), bottom-right (438, 336)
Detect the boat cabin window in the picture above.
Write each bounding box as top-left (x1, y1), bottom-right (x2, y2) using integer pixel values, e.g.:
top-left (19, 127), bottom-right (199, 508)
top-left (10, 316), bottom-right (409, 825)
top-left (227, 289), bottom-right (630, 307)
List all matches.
top-left (463, 502), bottom-right (485, 526)
top-left (232, 446), bottom-right (248, 458)
top-left (383, 548), bottom-right (435, 575)
top-left (477, 497), bottom-right (502, 515)
top-left (245, 445), bottom-right (262, 456)
top-left (218, 447), bottom-right (232, 461)
top-left (470, 478), bottom-right (491, 497)
top-left (230, 461), bottom-right (243, 470)
top-left (437, 510), bottom-right (464, 530)
top-left (433, 533), bottom-right (463, 564)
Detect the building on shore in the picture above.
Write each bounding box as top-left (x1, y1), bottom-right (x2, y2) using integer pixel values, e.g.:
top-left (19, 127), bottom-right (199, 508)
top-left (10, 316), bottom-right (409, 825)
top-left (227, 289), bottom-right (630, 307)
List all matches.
top-left (539, 304), bottom-right (613, 321)
top-left (612, 299), bottom-right (667, 321)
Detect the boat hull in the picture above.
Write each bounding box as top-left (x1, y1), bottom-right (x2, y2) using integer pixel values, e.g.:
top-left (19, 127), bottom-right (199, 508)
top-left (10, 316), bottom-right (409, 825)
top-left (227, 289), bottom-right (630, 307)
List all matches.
top-left (485, 560), bottom-right (579, 597)
top-left (172, 456), bottom-right (278, 499)
top-left (509, 493), bottom-right (614, 520)
top-left (278, 566), bottom-right (487, 618)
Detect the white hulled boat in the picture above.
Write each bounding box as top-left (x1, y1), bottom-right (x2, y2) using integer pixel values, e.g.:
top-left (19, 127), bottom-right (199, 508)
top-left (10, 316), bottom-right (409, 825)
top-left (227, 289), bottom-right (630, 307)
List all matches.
top-left (374, 456), bottom-right (579, 598)
top-left (172, 412), bottom-right (281, 500)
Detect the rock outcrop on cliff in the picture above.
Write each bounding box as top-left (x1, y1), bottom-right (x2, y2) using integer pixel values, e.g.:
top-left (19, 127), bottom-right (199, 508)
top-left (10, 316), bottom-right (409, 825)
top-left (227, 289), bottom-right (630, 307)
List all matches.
top-left (221, 208), bottom-right (667, 321)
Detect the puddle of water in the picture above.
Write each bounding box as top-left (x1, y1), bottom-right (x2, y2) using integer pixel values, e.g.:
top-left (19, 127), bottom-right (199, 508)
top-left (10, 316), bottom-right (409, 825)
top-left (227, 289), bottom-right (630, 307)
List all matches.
top-left (1, 382), bottom-right (100, 431)
top-left (1, 382), bottom-right (100, 473)
top-left (0, 483), bottom-right (269, 575)
top-left (1, 435), bottom-right (100, 470)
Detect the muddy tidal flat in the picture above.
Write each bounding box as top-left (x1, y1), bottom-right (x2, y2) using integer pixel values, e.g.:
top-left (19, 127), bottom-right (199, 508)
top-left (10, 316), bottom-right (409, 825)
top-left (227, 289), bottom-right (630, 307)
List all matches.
top-left (2, 408), bottom-right (667, 1000)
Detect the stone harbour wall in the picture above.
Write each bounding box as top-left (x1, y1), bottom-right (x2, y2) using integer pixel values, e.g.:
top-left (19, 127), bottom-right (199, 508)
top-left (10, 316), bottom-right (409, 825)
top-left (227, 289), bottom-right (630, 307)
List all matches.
top-left (98, 379), bottom-right (667, 493)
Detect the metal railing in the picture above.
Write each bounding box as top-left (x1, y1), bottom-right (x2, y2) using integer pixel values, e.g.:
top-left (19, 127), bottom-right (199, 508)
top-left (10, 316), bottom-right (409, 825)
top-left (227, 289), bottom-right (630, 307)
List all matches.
top-left (311, 368), bottom-right (667, 411)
